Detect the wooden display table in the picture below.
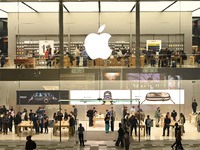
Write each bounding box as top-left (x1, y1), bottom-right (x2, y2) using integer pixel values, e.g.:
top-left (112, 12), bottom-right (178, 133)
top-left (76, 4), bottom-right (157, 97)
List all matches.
top-left (53, 120), bottom-right (69, 135)
top-left (140, 55), bottom-right (145, 67)
top-left (129, 56), bottom-right (136, 67)
top-left (14, 58), bottom-right (35, 68)
top-left (17, 121), bottom-right (33, 136)
top-left (95, 58), bottom-right (105, 66)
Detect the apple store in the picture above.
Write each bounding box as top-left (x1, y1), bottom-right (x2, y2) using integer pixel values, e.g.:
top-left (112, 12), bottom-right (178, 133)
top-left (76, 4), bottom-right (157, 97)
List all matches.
top-left (0, 0), bottom-right (200, 149)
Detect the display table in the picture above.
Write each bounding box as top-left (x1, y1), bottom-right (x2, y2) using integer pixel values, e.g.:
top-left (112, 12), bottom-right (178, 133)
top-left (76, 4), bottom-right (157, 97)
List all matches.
top-left (14, 58), bottom-right (35, 68)
top-left (17, 121), bottom-right (33, 136)
top-left (129, 56), bottom-right (136, 67)
top-left (53, 120), bottom-right (69, 135)
top-left (95, 114), bottom-right (105, 121)
top-left (140, 55), bottom-right (145, 67)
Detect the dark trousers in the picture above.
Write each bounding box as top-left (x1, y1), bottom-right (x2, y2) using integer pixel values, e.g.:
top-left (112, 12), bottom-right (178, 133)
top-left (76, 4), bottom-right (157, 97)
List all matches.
top-left (171, 139), bottom-right (183, 150)
top-left (174, 139), bottom-right (183, 150)
top-left (111, 120), bottom-right (114, 131)
top-left (39, 124), bottom-right (43, 133)
top-left (89, 117), bottom-right (93, 126)
top-left (115, 136), bottom-right (124, 147)
top-left (163, 125), bottom-right (169, 136)
top-left (79, 134), bottom-right (84, 146)
top-left (146, 127), bottom-right (151, 136)
top-left (130, 125), bottom-right (137, 136)
top-left (192, 107), bottom-right (197, 114)
top-left (44, 125), bottom-right (48, 133)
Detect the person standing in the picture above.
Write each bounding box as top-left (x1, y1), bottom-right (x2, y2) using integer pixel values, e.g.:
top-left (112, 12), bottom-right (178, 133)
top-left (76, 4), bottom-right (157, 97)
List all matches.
top-left (154, 107), bottom-right (161, 127)
top-left (87, 108), bottom-right (94, 126)
top-left (13, 112), bottom-right (22, 134)
top-left (110, 107), bottom-right (116, 132)
top-left (115, 123), bottom-right (125, 147)
top-left (179, 113), bottom-right (186, 133)
top-left (171, 110), bottom-right (177, 121)
top-left (162, 114), bottom-right (171, 136)
top-left (44, 116), bottom-right (49, 134)
top-left (129, 115), bottom-right (138, 136)
top-left (1, 54), bottom-right (6, 67)
top-left (145, 115), bottom-right (152, 137)
top-left (64, 109), bottom-right (68, 121)
top-left (104, 114), bottom-right (110, 133)
top-left (192, 99), bottom-right (198, 114)
top-left (78, 123), bottom-right (85, 146)
top-left (197, 112), bottom-right (200, 132)
top-left (73, 105), bottom-right (78, 123)
top-left (69, 114), bottom-right (75, 136)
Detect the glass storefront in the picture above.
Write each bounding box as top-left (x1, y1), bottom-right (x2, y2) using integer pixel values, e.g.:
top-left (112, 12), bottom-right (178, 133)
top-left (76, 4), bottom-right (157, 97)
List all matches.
top-left (0, 0), bottom-right (200, 142)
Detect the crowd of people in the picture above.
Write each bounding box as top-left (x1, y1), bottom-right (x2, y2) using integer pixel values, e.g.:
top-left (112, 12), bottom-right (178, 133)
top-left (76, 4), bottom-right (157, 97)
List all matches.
top-left (1, 102), bottom-right (199, 150)
top-left (142, 48), bottom-right (187, 68)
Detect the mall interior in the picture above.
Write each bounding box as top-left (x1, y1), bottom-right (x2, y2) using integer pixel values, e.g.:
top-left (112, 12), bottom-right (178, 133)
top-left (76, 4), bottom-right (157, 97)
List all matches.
top-left (0, 0), bottom-right (200, 149)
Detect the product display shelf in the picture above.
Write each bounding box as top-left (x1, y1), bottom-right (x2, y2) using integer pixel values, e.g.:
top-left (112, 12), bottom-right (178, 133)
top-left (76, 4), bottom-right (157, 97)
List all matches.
top-left (70, 41), bottom-right (84, 55)
top-left (17, 41), bottom-right (39, 58)
top-left (109, 41), bottom-right (130, 51)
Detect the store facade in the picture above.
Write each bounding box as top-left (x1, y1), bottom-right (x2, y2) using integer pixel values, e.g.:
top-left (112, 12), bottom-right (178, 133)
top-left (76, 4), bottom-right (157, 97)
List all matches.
top-left (0, 0), bottom-right (200, 141)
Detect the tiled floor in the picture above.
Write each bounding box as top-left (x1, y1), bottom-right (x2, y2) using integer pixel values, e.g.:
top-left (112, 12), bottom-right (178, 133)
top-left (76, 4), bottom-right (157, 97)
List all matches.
top-left (0, 120), bottom-right (200, 149)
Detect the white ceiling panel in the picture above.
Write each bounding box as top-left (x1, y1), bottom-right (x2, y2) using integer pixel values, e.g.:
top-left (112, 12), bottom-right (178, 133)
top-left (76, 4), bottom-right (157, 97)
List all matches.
top-left (25, 2), bottom-right (59, 12)
top-left (101, 2), bottom-right (135, 12)
top-left (140, 1), bottom-right (174, 11)
top-left (0, 2), bottom-right (34, 12)
top-left (165, 1), bottom-right (200, 11)
top-left (0, 11), bottom-right (7, 18)
top-left (193, 9), bottom-right (200, 17)
top-left (63, 2), bottom-right (98, 12)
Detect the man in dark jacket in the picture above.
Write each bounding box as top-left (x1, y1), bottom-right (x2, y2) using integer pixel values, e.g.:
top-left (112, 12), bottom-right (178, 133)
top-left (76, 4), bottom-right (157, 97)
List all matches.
top-left (115, 123), bottom-right (125, 147)
top-left (171, 110), bottom-right (177, 121)
top-left (192, 99), bottom-right (198, 114)
top-left (25, 135), bottom-right (36, 150)
top-left (69, 114), bottom-right (75, 136)
top-left (129, 115), bottom-right (138, 136)
top-left (162, 115), bottom-right (171, 136)
top-left (87, 108), bottom-right (94, 126)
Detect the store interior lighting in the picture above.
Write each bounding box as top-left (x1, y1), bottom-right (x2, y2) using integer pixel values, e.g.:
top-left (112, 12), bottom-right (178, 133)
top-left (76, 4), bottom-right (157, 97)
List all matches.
top-left (0, 1), bottom-right (200, 17)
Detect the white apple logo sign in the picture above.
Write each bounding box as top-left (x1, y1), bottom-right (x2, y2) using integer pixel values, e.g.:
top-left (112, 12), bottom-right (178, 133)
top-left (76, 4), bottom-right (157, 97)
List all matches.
top-left (84, 25), bottom-right (112, 60)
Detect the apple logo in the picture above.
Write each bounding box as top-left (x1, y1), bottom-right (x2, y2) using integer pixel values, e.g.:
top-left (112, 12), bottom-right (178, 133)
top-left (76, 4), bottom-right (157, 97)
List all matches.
top-left (84, 24), bottom-right (112, 60)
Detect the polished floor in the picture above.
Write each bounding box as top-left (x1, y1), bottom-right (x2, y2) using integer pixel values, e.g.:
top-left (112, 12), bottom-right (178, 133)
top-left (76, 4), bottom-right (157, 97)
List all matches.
top-left (0, 119), bottom-right (200, 149)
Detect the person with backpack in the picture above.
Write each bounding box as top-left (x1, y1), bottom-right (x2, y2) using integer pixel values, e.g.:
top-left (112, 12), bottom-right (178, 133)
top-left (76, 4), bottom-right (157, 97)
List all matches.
top-left (25, 135), bottom-right (37, 150)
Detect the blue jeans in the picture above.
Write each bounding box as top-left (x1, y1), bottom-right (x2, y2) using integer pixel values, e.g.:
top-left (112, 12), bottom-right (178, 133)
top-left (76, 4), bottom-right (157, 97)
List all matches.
top-left (105, 124), bottom-right (109, 133)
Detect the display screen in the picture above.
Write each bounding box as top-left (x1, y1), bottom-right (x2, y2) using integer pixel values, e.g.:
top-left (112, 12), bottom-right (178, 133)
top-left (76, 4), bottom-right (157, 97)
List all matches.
top-left (168, 75), bottom-right (181, 89)
top-left (132, 89), bottom-right (184, 104)
top-left (127, 73), bottom-right (160, 81)
top-left (126, 73), bottom-right (163, 89)
top-left (17, 90), bottom-right (69, 105)
top-left (103, 72), bottom-right (120, 80)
